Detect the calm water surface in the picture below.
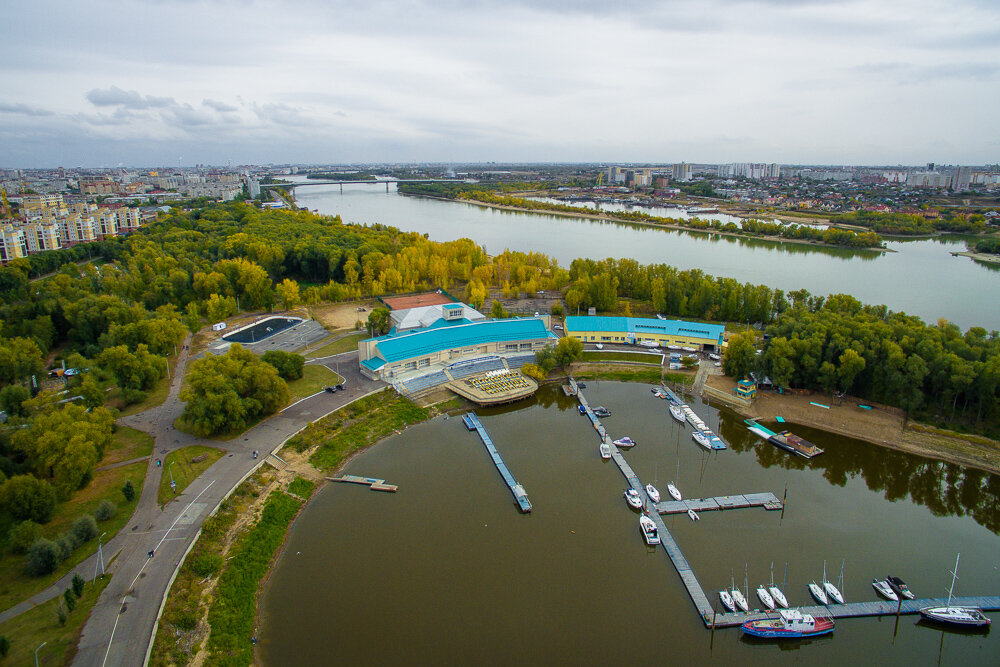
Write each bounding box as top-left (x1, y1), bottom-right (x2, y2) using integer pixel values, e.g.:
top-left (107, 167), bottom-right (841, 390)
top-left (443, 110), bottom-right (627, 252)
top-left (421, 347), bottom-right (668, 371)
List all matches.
top-left (290, 179), bottom-right (1000, 329)
top-left (259, 384), bottom-right (999, 665)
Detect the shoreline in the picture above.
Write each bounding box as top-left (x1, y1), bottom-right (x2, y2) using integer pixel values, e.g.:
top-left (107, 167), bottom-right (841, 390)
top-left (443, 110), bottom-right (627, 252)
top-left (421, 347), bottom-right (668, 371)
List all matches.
top-left (402, 192), bottom-right (889, 254)
top-left (952, 250), bottom-right (1000, 265)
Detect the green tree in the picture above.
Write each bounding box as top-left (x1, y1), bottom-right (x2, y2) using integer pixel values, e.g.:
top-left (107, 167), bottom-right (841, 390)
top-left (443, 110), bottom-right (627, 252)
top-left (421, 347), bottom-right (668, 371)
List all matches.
top-left (520, 363), bottom-right (547, 382)
top-left (72, 573), bottom-right (86, 597)
top-left (261, 350), bottom-right (305, 380)
top-left (25, 538), bottom-right (59, 576)
top-left (0, 475), bottom-right (57, 523)
top-left (0, 337), bottom-right (45, 384)
top-left (722, 333), bottom-right (757, 380)
top-left (64, 588), bottom-right (77, 612)
top-left (0, 384), bottom-right (30, 417)
top-left (8, 520), bottom-right (41, 553)
top-left (122, 479), bottom-right (136, 502)
top-left (534, 346), bottom-right (557, 374)
top-left (77, 374), bottom-right (106, 409)
top-left (275, 278), bottom-right (301, 310)
top-left (366, 307), bottom-right (391, 336)
top-left (72, 515), bottom-right (99, 543)
top-left (0, 635), bottom-right (9, 657)
top-left (837, 349), bottom-right (866, 394)
top-left (554, 336), bottom-right (583, 368)
top-left (490, 299), bottom-right (506, 319)
top-left (94, 499), bottom-right (117, 521)
top-left (97, 344), bottom-right (167, 393)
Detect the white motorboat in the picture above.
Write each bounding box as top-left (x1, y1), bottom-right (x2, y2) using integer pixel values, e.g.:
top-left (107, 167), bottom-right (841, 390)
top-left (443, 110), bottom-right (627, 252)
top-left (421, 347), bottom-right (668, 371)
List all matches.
top-left (719, 589), bottom-right (736, 612)
top-left (599, 442), bottom-right (611, 459)
top-left (872, 579), bottom-right (898, 602)
top-left (808, 581), bottom-right (829, 605)
top-left (595, 343), bottom-right (603, 350)
top-left (613, 436), bottom-right (636, 448)
top-left (645, 484), bottom-right (661, 503)
top-left (639, 515), bottom-right (660, 545)
top-left (692, 431), bottom-right (711, 449)
top-left (624, 488), bottom-right (643, 509)
top-left (687, 508), bottom-right (699, 521)
top-left (919, 554), bottom-right (991, 628)
top-left (669, 404), bottom-right (686, 422)
top-left (757, 585), bottom-right (776, 610)
top-left (887, 576), bottom-right (914, 600)
top-left (667, 482), bottom-right (682, 501)
top-left (667, 345), bottom-right (681, 350)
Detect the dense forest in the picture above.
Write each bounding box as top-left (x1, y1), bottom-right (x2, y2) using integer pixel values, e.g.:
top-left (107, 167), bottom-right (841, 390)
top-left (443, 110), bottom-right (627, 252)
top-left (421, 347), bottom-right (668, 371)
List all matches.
top-left (830, 210), bottom-right (990, 235)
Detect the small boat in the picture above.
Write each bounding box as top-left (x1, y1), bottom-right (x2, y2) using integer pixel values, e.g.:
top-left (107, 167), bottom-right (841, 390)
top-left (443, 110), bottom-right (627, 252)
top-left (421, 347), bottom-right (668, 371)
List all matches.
top-left (578, 404), bottom-right (586, 415)
top-left (769, 562), bottom-right (789, 609)
top-left (808, 582), bottom-right (829, 605)
top-left (872, 578), bottom-right (898, 602)
top-left (688, 508), bottom-right (699, 521)
top-left (613, 436), bottom-right (636, 448)
top-left (667, 483), bottom-right (682, 501)
top-left (595, 343), bottom-right (603, 350)
top-left (887, 576), bottom-right (914, 600)
top-left (692, 431), bottom-right (711, 449)
top-left (593, 406), bottom-right (611, 418)
top-left (708, 353), bottom-right (721, 361)
top-left (599, 443), bottom-right (611, 459)
top-left (732, 587), bottom-right (749, 612)
top-left (757, 585), bottom-right (776, 610)
top-left (919, 554), bottom-right (991, 628)
top-left (638, 340), bottom-right (659, 348)
top-left (667, 345), bottom-right (682, 351)
top-left (719, 589), bottom-right (736, 612)
top-left (669, 404), bottom-right (686, 422)
top-left (741, 609), bottom-right (835, 639)
top-left (682, 346), bottom-right (697, 352)
top-left (645, 484), bottom-right (661, 503)
top-left (639, 515), bottom-right (660, 545)
top-left (821, 561), bottom-right (844, 604)
top-left (624, 488), bottom-right (643, 509)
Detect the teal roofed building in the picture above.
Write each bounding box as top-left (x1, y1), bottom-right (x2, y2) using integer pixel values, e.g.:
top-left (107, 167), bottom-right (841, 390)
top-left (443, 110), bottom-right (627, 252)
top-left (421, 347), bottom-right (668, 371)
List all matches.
top-left (564, 316), bottom-right (725, 351)
top-left (358, 315), bottom-right (557, 381)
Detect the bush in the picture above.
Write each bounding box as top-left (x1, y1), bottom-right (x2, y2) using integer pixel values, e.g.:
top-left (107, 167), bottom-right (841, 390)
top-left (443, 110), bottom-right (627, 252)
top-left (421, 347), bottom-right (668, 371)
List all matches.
top-left (122, 479), bottom-right (136, 502)
top-left (261, 350), bottom-right (305, 380)
top-left (551, 303), bottom-right (564, 316)
top-left (94, 499), bottom-right (117, 521)
top-left (71, 515), bottom-right (99, 543)
top-left (0, 475), bottom-right (57, 523)
top-left (188, 551), bottom-right (223, 578)
top-left (72, 573), bottom-right (85, 597)
top-left (25, 538), bottom-right (59, 576)
top-left (8, 519), bottom-right (41, 554)
top-left (0, 635), bottom-right (9, 657)
top-left (64, 588), bottom-right (77, 612)
top-left (55, 534), bottom-right (78, 561)
top-left (56, 602), bottom-right (67, 626)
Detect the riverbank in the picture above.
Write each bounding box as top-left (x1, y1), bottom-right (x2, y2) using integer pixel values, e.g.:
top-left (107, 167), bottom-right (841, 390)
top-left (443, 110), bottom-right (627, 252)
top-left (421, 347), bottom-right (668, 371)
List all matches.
top-left (402, 192), bottom-right (889, 253)
top-left (703, 374), bottom-right (1000, 475)
top-left (952, 250), bottom-right (1000, 265)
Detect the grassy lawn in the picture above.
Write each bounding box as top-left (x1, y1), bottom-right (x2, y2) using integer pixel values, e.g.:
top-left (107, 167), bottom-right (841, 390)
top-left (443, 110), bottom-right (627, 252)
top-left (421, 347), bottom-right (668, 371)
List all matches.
top-left (0, 461), bottom-right (145, 611)
top-left (0, 573), bottom-right (111, 666)
top-left (581, 351), bottom-right (663, 363)
top-left (572, 365), bottom-right (691, 385)
top-left (306, 331), bottom-right (366, 358)
top-left (99, 426), bottom-right (153, 467)
top-left (158, 446), bottom-right (225, 505)
top-left (285, 365), bottom-right (344, 401)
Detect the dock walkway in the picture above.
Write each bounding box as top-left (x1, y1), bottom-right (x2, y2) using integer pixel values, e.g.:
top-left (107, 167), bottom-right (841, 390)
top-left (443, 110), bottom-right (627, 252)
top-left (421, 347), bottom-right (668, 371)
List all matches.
top-left (654, 492), bottom-right (783, 515)
top-left (327, 474), bottom-right (398, 492)
top-left (462, 413), bottom-right (532, 512)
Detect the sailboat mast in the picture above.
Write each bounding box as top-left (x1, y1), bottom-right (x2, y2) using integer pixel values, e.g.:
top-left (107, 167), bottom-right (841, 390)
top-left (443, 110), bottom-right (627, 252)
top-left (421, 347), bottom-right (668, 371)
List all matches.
top-left (947, 554), bottom-right (960, 607)
top-left (783, 562), bottom-right (788, 592)
top-left (838, 559), bottom-right (845, 597)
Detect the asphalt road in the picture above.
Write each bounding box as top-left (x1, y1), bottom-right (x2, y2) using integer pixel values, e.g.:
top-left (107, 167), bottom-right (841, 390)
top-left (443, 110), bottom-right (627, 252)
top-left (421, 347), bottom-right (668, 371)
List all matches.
top-left (37, 342), bottom-right (384, 667)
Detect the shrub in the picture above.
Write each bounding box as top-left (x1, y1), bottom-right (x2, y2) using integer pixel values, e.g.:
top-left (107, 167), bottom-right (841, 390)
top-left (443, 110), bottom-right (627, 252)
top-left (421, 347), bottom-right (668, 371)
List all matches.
top-left (56, 602), bottom-right (67, 626)
top-left (94, 499), bottom-right (117, 521)
top-left (8, 520), bottom-right (41, 554)
top-left (122, 479), bottom-right (136, 502)
top-left (0, 635), bottom-right (9, 657)
top-left (64, 588), bottom-right (77, 612)
top-left (0, 475), bottom-right (57, 523)
top-left (55, 534), bottom-right (78, 561)
top-left (551, 303), bottom-right (564, 316)
top-left (25, 538), bottom-right (59, 576)
top-left (188, 551), bottom-right (223, 578)
top-left (72, 515), bottom-right (99, 544)
top-left (260, 350), bottom-right (305, 380)
top-left (72, 573), bottom-right (85, 597)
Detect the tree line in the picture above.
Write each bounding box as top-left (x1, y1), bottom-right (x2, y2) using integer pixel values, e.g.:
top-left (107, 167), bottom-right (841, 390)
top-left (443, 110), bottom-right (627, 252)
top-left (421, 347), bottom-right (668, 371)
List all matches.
top-left (830, 210), bottom-right (990, 235)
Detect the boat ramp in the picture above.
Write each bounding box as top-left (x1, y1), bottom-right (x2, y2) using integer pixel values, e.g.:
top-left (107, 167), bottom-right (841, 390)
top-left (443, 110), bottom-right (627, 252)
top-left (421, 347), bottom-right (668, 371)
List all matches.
top-left (462, 412), bottom-right (532, 513)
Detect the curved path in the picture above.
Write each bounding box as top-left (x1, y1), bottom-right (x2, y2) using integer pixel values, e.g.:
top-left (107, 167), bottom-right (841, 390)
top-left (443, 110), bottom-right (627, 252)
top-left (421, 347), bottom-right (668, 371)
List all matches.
top-left (1, 339), bottom-right (383, 666)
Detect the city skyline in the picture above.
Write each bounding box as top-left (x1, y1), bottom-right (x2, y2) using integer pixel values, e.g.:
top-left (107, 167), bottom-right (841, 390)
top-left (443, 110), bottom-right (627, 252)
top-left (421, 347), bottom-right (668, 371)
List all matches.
top-left (3, 0), bottom-right (999, 167)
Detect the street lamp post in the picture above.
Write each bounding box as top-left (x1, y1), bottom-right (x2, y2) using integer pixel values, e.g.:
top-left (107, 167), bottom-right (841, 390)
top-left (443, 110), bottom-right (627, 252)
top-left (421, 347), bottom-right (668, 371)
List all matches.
top-left (169, 463), bottom-right (177, 493)
top-left (35, 641), bottom-right (47, 667)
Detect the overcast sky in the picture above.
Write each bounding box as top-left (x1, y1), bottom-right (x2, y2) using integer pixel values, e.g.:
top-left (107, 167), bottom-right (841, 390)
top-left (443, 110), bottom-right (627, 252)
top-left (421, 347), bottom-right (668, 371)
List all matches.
top-left (2, 0), bottom-right (999, 168)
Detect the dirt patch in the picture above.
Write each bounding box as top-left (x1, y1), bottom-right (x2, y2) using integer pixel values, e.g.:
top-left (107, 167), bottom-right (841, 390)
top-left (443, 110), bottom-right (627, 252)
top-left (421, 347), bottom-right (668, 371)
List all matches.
top-left (704, 375), bottom-right (1000, 474)
top-left (309, 301), bottom-right (374, 330)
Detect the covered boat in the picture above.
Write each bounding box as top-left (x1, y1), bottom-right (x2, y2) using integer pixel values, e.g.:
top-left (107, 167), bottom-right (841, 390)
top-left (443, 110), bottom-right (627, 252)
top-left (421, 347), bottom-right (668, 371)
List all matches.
top-left (741, 609), bottom-right (835, 639)
top-left (613, 436), bottom-right (636, 448)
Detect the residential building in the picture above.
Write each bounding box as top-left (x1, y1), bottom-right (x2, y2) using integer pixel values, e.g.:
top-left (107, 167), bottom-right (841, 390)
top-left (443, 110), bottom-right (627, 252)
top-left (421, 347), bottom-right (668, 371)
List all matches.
top-left (0, 225), bottom-right (28, 262)
top-left (671, 163), bottom-right (692, 182)
top-left (22, 221), bottom-right (62, 253)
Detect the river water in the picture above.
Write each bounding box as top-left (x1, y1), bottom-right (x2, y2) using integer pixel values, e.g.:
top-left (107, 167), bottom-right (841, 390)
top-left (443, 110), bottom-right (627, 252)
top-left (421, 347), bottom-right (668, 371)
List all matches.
top-left (288, 179), bottom-right (1000, 330)
top-left (258, 383), bottom-right (999, 665)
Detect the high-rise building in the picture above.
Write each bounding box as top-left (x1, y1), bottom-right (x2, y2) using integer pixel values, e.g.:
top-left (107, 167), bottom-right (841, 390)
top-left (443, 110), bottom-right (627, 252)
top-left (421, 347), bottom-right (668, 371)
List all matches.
top-left (23, 221), bottom-right (62, 253)
top-left (955, 166), bottom-right (972, 192)
top-left (0, 225), bottom-right (28, 262)
top-left (671, 163), bottom-right (692, 182)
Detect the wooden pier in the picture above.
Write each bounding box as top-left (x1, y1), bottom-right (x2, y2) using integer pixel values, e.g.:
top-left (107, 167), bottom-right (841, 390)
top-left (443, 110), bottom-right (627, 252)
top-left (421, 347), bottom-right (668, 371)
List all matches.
top-left (654, 492), bottom-right (783, 515)
top-left (327, 474), bottom-right (398, 492)
top-left (462, 413), bottom-right (532, 513)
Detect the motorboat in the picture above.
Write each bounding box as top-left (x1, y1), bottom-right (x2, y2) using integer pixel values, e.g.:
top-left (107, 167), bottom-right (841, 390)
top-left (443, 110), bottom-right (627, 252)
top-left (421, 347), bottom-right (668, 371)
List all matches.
top-left (645, 484), bottom-right (661, 503)
top-left (741, 609), bottom-right (835, 639)
top-left (919, 554), bottom-right (991, 628)
top-left (669, 404), bottom-right (686, 422)
top-left (624, 488), bottom-right (643, 509)
top-left (613, 436), bottom-right (636, 448)
top-left (599, 443), bottom-right (611, 459)
top-left (666, 345), bottom-right (681, 350)
top-left (595, 343), bottom-right (603, 350)
top-left (639, 515), bottom-right (660, 545)
top-left (578, 404), bottom-right (586, 415)
top-left (593, 406), bottom-right (611, 418)
top-left (687, 508), bottom-right (699, 521)
top-left (692, 431), bottom-right (711, 449)
top-left (756, 585), bottom-right (776, 610)
top-left (719, 589), bottom-right (736, 612)
top-left (667, 482), bottom-right (682, 501)
top-left (808, 582), bottom-right (829, 605)
top-left (872, 578), bottom-right (898, 601)
top-left (887, 576), bottom-right (914, 600)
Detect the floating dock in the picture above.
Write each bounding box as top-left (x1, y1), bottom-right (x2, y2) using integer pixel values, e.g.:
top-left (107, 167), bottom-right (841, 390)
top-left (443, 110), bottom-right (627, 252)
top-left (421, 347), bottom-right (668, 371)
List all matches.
top-left (655, 492), bottom-right (783, 515)
top-left (661, 385), bottom-right (727, 449)
top-left (462, 413), bottom-right (532, 513)
top-left (327, 474), bottom-right (398, 492)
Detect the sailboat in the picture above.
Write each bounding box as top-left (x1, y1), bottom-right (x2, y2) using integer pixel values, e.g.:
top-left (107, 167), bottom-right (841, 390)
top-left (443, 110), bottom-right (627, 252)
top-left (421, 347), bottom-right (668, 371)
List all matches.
top-left (667, 482), bottom-right (682, 501)
top-left (756, 583), bottom-right (776, 610)
top-left (808, 580), bottom-right (829, 605)
top-left (822, 560), bottom-right (844, 605)
top-left (919, 554), bottom-right (992, 628)
top-left (731, 569), bottom-right (749, 612)
top-left (719, 588), bottom-right (736, 612)
top-left (768, 562), bottom-right (789, 609)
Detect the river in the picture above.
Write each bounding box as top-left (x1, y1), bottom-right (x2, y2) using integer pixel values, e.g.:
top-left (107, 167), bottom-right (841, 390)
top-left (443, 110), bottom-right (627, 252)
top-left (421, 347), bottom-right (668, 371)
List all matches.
top-left (258, 383), bottom-right (999, 664)
top-left (287, 178), bottom-right (1000, 330)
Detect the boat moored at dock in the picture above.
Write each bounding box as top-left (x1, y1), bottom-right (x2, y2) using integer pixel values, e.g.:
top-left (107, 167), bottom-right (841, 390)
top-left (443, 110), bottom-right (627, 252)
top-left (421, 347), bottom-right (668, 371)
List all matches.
top-left (809, 582), bottom-right (829, 605)
top-left (872, 579), bottom-right (898, 601)
top-left (639, 515), bottom-right (660, 545)
top-left (741, 609), bottom-right (835, 639)
top-left (768, 430), bottom-right (825, 458)
top-left (887, 576), bottom-right (914, 600)
top-left (646, 484), bottom-right (661, 503)
top-left (599, 442), bottom-right (612, 459)
top-left (624, 488), bottom-right (643, 509)
top-left (613, 436), bottom-right (637, 448)
top-left (667, 482), bottom-right (682, 501)
top-left (669, 404), bottom-right (686, 422)
top-left (692, 431), bottom-right (711, 449)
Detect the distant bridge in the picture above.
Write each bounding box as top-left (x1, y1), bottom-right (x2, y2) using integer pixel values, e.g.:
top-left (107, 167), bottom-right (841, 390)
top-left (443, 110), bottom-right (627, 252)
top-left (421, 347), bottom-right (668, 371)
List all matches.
top-left (267, 178), bottom-right (466, 190)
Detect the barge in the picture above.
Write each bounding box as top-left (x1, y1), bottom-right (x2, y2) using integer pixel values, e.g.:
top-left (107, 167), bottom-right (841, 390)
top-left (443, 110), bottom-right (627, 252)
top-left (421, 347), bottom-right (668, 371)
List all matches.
top-left (768, 430), bottom-right (824, 458)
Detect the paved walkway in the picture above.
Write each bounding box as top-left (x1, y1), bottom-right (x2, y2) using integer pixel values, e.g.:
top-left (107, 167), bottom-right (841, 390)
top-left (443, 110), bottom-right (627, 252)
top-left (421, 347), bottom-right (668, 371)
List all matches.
top-left (0, 336), bottom-right (384, 666)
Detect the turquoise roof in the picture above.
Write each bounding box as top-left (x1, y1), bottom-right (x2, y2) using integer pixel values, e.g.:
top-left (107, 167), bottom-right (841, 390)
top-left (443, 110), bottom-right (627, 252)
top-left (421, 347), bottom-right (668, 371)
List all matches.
top-left (360, 357), bottom-right (386, 371)
top-left (367, 318), bottom-right (555, 363)
top-left (565, 316), bottom-right (724, 343)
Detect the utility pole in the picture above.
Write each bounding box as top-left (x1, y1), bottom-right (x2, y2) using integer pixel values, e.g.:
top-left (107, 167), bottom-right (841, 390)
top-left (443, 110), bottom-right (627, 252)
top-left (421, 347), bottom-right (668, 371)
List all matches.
top-left (94, 532), bottom-right (106, 579)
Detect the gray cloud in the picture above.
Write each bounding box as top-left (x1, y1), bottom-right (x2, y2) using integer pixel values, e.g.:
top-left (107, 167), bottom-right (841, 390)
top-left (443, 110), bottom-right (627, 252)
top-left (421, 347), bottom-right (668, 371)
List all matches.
top-left (86, 86), bottom-right (174, 109)
top-left (0, 102), bottom-right (54, 116)
top-left (203, 98), bottom-right (239, 112)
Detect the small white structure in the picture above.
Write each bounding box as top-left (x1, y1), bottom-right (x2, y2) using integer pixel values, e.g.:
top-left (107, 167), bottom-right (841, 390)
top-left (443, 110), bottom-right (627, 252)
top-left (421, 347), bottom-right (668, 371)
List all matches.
top-left (212, 322), bottom-right (227, 331)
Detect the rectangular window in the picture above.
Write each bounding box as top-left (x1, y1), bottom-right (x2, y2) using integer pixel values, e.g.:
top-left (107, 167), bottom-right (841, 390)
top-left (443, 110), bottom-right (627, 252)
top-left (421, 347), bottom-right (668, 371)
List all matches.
top-left (505, 343), bottom-right (519, 351)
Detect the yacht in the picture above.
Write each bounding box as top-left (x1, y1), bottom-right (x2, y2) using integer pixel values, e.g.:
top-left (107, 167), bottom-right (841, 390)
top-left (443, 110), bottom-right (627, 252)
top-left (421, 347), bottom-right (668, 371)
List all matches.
top-left (808, 582), bottom-right (829, 605)
top-left (692, 431), bottom-right (711, 449)
top-left (669, 404), bottom-right (686, 422)
top-left (872, 578), bottom-right (898, 602)
top-left (599, 442), bottom-right (611, 460)
top-left (756, 585), bottom-right (776, 610)
top-left (624, 488), bottom-right (643, 509)
top-left (639, 515), bottom-right (660, 545)
top-left (667, 483), bottom-right (682, 501)
top-left (919, 554), bottom-right (991, 628)
top-left (719, 589), bottom-right (736, 612)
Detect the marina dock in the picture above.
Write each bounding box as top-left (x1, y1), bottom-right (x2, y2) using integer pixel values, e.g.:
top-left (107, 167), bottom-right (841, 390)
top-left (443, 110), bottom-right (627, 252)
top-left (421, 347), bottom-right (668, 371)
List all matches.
top-left (327, 474), bottom-right (398, 492)
top-left (462, 412), bottom-right (532, 513)
top-left (654, 492), bottom-right (783, 515)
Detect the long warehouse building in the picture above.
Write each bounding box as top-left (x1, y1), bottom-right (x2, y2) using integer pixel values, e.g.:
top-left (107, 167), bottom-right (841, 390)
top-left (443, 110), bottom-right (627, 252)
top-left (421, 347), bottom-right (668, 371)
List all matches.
top-left (565, 316), bottom-right (725, 351)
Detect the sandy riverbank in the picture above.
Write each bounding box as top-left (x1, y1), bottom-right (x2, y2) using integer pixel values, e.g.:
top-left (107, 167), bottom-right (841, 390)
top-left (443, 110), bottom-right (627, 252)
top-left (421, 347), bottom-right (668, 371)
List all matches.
top-left (951, 250), bottom-right (1000, 265)
top-left (704, 375), bottom-right (1000, 475)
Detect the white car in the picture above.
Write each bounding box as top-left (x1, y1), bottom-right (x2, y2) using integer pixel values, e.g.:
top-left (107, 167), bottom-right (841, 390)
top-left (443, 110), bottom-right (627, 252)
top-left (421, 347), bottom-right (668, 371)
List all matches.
top-left (553, 324), bottom-right (564, 330)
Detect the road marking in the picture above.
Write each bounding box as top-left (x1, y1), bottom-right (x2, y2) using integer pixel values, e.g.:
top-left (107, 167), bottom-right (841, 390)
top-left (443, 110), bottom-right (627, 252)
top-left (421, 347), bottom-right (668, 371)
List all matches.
top-left (101, 480), bottom-right (215, 667)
